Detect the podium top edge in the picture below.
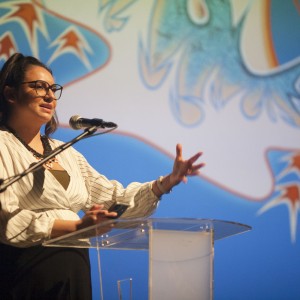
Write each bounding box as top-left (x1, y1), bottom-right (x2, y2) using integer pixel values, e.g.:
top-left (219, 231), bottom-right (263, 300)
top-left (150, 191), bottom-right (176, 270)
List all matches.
top-left (43, 217), bottom-right (252, 248)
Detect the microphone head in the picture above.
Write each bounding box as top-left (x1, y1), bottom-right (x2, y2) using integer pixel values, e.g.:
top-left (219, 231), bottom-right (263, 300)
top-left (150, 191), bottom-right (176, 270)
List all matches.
top-left (69, 115), bottom-right (82, 130)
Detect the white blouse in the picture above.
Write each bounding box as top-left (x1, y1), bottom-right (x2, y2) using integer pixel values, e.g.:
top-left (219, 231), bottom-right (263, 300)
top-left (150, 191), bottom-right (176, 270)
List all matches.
top-left (0, 130), bottom-right (159, 247)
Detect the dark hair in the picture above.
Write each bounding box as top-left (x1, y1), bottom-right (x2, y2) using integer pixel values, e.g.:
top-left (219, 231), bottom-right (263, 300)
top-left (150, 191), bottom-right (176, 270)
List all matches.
top-left (0, 53), bottom-right (58, 136)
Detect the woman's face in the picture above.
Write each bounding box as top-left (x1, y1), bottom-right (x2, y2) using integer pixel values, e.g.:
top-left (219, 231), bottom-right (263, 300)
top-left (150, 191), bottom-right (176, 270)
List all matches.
top-left (8, 65), bottom-right (58, 126)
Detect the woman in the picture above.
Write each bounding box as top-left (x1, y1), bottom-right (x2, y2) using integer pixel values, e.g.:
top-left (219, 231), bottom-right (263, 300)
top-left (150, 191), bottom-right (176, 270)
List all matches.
top-left (0, 53), bottom-right (204, 299)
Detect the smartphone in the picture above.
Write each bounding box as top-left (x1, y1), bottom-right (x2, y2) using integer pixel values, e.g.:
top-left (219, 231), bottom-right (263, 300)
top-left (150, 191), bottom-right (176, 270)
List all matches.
top-left (108, 203), bottom-right (129, 218)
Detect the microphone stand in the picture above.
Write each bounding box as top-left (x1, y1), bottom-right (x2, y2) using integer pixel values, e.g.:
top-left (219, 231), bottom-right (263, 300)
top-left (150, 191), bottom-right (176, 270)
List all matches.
top-left (0, 126), bottom-right (99, 193)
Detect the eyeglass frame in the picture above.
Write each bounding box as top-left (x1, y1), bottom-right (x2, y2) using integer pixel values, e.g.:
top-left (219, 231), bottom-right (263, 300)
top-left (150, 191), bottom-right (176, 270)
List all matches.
top-left (20, 80), bottom-right (63, 100)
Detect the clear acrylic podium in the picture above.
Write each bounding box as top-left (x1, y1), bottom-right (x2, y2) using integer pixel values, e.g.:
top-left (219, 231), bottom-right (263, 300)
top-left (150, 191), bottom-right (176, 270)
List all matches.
top-left (43, 218), bottom-right (251, 300)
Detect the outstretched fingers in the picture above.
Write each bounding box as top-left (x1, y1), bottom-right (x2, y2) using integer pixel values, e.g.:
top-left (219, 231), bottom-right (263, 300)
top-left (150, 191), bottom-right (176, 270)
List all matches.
top-left (187, 162), bottom-right (205, 175)
top-left (188, 152), bottom-right (203, 164)
top-left (184, 149), bottom-right (205, 179)
top-left (176, 143), bottom-right (183, 160)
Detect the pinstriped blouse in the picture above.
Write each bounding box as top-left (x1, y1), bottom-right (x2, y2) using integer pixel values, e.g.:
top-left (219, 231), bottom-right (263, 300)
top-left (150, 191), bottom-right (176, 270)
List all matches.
top-left (0, 130), bottom-right (159, 248)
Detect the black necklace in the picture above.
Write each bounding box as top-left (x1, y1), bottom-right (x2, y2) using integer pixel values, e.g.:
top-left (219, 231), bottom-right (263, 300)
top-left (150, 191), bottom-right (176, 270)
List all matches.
top-left (5, 125), bottom-right (57, 168)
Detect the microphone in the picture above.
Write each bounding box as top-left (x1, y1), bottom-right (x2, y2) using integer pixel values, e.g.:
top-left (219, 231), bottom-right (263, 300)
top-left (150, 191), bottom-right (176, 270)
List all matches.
top-left (69, 115), bottom-right (117, 130)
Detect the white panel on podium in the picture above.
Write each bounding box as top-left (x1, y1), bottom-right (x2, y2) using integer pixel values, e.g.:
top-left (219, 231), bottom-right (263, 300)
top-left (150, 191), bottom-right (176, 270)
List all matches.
top-left (149, 229), bottom-right (213, 300)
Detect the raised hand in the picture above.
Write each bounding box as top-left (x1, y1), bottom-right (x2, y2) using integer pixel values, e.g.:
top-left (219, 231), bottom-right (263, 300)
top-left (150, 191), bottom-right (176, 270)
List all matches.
top-left (170, 143), bottom-right (204, 185)
top-left (152, 144), bottom-right (205, 197)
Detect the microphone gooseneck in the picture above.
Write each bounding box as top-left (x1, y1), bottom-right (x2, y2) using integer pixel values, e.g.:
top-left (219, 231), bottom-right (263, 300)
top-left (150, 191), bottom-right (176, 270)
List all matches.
top-left (69, 115), bottom-right (117, 130)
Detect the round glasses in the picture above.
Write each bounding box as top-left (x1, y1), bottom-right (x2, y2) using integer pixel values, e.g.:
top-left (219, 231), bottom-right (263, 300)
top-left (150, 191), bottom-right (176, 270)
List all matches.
top-left (21, 80), bottom-right (63, 100)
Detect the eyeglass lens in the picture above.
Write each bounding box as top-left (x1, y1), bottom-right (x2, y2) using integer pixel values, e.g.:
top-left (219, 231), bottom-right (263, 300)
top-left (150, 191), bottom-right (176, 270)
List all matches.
top-left (35, 80), bottom-right (62, 100)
